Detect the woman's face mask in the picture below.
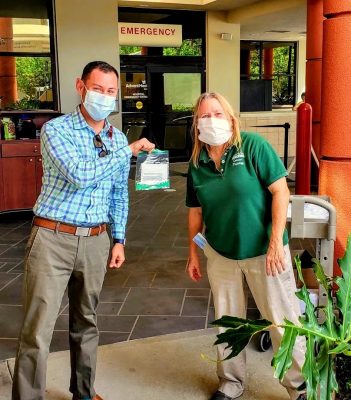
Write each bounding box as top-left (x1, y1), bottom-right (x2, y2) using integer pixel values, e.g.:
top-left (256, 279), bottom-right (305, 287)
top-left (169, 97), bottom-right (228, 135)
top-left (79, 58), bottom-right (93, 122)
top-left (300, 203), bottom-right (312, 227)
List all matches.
top-left (197, 117), bottom-right (232, 146)
top-left (83, 88), bottom-right (116, 121)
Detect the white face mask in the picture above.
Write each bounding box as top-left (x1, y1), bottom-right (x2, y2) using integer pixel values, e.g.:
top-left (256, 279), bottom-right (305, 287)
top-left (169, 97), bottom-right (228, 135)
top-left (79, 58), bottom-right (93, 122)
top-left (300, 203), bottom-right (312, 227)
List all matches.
top-left (197, 117), bottom-right (232, 146)
top-left (83, 89), bottom-right (116, 121)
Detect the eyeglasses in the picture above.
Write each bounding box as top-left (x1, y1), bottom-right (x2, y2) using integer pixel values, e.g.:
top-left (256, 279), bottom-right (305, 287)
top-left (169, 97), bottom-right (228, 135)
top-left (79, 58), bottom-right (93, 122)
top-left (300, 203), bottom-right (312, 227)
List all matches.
top-left (93, 135), bottom-right (110, 158)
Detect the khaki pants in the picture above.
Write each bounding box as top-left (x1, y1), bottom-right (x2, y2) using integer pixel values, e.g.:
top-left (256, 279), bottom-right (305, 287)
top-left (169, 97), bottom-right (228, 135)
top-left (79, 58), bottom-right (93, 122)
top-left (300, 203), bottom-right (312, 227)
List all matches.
top-left (205, 244), bottom-right (306, 400)
top-left (12, 226), bottom-right (110, 400)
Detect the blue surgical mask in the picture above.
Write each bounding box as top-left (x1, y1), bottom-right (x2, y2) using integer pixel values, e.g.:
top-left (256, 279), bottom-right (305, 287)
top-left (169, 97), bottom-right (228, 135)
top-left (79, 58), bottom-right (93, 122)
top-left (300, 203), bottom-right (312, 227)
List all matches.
top-left (83, 88), bottom-right (116, 121)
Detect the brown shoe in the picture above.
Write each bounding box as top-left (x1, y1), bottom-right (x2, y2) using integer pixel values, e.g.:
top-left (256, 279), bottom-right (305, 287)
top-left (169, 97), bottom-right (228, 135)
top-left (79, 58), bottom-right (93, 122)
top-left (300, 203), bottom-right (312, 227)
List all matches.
top-left (93, 396), bottom-right (103, 400)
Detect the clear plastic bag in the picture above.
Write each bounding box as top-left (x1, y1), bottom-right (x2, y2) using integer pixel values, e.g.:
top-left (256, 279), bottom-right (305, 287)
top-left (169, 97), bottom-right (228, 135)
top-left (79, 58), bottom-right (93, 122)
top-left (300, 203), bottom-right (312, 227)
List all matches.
top-left (135, 150), bottom-right (170, 191)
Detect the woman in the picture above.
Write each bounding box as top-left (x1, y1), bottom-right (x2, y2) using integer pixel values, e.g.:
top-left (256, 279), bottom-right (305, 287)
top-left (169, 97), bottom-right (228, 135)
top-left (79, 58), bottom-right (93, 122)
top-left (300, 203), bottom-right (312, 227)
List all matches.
top-left (186, 92), bottom-right (306, 400)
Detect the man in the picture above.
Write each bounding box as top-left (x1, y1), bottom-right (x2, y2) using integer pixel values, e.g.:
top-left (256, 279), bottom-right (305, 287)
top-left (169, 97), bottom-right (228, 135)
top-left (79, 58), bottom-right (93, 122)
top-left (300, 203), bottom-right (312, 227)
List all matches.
top-left (12, 61), bottom-right (155, 400)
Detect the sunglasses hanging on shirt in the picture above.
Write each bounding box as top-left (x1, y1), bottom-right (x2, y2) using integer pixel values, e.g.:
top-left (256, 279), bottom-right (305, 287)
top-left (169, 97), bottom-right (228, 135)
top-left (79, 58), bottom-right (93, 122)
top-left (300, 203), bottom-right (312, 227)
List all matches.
top-left (93, 134), bottom-right (110, 158)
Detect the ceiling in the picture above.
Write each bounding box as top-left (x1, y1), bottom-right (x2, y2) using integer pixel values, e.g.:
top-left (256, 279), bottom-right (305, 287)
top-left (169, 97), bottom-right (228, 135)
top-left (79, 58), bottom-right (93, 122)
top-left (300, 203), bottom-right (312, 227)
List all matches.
top-left (118, 0), bottom-right (307, 41)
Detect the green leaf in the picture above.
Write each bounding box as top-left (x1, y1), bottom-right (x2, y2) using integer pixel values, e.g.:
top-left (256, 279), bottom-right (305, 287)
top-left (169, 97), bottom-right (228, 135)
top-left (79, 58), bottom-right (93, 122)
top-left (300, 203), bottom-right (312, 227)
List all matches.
top-left (328, 342), bottom-right (351, 355)
top-left (212, 316), bottom-right (272, 360)
top-left (335, 234), bottom-right (351, 341)
top-left (302, 334), bottom-right (319, 400)
top-left (312, 258), bottom-right (339, 339)
top-left (316, 341), bottom-right (338, 400)
top-left (272, 326), bottom-right (298, 380)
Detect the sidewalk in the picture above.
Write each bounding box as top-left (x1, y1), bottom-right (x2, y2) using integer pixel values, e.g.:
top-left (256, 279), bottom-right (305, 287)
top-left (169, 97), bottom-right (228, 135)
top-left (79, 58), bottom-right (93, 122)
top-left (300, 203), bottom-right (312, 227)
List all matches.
top-left (0, 329), bottom-right (289, 400)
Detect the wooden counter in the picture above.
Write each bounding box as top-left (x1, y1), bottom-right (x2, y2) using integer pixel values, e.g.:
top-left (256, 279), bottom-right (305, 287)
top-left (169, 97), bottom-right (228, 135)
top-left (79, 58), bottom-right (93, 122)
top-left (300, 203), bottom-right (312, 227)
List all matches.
top-left (0, 140), bottom-right (42, 212)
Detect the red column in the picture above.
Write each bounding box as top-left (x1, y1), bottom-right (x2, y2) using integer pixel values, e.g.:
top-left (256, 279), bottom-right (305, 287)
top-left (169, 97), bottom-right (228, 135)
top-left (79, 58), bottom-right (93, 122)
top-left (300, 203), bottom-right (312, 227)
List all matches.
top-left (263, 48), bottom-right (273, 80)
top-left (319, 0), bottom-right (351, 273)
top-left (0, 18), bottom-right (17, 108)
top-left (240, 48), bottom-right (251, 79)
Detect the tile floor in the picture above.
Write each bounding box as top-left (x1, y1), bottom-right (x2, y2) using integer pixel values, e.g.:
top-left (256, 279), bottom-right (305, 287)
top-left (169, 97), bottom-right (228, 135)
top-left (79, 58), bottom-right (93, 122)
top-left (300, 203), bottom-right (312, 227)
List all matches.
top-left (0, 163), bottom-right (313, 361)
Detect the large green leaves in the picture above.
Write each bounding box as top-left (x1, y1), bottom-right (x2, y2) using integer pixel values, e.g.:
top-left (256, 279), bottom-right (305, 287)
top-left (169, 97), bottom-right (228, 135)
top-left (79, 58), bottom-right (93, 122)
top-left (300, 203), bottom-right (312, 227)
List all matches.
top-left (212, 316), bottom-right (271, 360)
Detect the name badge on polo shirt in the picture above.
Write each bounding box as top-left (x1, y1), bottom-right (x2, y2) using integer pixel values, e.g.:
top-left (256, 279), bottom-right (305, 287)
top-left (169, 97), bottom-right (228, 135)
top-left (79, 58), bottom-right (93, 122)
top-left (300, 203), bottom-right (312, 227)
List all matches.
top-left (193, 232), bottom-right (207, 250)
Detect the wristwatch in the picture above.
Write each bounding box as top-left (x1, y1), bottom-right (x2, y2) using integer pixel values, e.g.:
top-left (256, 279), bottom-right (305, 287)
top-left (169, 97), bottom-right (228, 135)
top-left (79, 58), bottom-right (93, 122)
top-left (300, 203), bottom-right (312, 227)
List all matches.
top-left (113, 238), bottom-right (126, 246)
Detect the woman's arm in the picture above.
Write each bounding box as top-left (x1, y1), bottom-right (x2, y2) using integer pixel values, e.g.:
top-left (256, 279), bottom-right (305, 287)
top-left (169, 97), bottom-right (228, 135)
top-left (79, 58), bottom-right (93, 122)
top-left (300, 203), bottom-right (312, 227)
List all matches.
top-left (266, 177), bottom-right (290, 276)
top-left (187, 207), bottom-right (203, 281)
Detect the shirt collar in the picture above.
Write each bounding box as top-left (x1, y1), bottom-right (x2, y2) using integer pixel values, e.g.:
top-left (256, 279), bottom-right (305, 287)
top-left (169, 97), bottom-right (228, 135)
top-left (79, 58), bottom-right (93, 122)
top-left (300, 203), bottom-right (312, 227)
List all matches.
top-left (72, 106), bottom-right (111, 135)
top-left (199, 148), bottom-right (211, 164)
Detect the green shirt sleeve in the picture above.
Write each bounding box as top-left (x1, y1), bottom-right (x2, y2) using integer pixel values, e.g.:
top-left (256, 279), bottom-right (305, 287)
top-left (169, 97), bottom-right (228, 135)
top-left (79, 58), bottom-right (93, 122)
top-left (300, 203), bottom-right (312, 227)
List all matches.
top-left (250, 134), bottom-right (288, 187)
top-left (186, 164), bottom-right (201, 207)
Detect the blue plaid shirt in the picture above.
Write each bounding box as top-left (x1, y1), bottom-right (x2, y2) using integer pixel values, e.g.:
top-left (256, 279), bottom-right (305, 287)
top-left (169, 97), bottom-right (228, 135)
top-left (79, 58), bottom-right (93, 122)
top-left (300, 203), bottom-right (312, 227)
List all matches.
top-left (34, 106), bottom-right (132, 239)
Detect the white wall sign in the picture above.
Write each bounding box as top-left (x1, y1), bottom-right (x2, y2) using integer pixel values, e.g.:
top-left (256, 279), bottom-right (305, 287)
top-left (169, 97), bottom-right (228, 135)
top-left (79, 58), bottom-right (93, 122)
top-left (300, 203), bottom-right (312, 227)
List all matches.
top-left (119, 22), bottom-right (182, 47)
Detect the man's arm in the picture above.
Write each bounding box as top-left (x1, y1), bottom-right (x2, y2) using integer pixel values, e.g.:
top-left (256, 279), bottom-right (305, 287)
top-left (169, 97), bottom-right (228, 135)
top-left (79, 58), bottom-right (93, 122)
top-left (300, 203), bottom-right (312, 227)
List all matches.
top-left (42, 124), bottom-right (154, 189)
top-left (266, 177), bottom-right (290, 276)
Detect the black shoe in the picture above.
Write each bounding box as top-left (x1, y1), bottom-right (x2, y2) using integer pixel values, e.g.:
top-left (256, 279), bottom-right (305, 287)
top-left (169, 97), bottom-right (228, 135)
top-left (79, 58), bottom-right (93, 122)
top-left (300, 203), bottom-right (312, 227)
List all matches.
top-left (209, 390), bottom-right (241, 400)
top-left (296, 394), bottom-right (307, 400)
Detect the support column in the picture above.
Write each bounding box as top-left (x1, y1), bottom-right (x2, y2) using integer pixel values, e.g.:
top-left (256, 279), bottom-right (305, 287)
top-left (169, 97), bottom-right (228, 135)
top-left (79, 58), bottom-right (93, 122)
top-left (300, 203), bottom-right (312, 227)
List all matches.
top-left (263, 48), bottom-right (273, 80)
top-left (240, 48), bottom-right (250, 79)
top-left (319, 0), bottom-right (351, 271)
top-left (0, 18), bottom-right (17, 108)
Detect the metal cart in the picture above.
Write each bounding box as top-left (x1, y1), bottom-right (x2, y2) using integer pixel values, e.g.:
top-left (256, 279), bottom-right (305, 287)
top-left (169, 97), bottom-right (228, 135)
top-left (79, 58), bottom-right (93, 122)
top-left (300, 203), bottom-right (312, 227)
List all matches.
top-left (258, 194), bottom-right (337, 351)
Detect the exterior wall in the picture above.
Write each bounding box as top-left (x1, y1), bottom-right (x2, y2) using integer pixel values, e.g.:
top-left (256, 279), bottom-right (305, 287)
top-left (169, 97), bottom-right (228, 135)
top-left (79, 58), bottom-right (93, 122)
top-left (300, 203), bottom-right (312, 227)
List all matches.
top-left (297, 38), bottom-right (306, 100)
top-left (54, 0), bottom-right (121, 128)
top-left (240, 111), bottom-right (297, 159)
top-left (206, 11), bottom-right (240, 112)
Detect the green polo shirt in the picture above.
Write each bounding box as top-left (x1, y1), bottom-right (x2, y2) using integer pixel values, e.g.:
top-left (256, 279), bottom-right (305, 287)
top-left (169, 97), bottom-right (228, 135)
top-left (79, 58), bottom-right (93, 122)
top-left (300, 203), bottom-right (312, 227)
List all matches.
top-left (186, 132), bottom-right (289, 260)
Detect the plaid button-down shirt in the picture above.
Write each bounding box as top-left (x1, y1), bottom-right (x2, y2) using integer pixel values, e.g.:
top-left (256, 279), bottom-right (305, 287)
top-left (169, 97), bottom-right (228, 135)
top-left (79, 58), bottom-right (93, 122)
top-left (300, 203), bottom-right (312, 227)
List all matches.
top-left (34, 106), bottom-right (132, 239)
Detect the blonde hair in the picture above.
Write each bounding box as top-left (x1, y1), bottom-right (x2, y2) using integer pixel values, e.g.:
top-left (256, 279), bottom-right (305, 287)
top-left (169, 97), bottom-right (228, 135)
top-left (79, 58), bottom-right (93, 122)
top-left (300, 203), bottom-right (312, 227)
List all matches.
top-left (190, 92), bottom-right (241, 167)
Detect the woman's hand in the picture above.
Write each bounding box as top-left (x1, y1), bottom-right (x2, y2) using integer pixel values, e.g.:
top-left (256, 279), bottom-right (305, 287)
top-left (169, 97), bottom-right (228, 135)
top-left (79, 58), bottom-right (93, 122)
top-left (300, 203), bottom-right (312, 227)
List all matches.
top-left (266, 239), bottom-right (286, 276)
top-left (187, 255), bottom-right (202, 281)
top-left (109, 244), bottom-right (125, 269)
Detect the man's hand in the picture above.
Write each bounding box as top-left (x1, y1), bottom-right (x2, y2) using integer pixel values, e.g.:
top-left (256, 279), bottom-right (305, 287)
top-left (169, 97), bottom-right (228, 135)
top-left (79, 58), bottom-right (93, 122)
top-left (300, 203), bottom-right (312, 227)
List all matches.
top-left (109, 244), bottom-right (125, 269)
top-left (187, 255), bottom-right (202, 282)
top-left (129, 138), bottom-right (155, 157)
top-left (266, 239), bottom-right (286, 276)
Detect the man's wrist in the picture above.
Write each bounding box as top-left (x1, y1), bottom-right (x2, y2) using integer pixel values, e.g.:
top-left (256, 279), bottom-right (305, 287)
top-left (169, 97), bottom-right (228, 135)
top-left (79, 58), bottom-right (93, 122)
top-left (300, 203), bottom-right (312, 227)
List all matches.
top-left (113, 238), bottom-right (126, 246)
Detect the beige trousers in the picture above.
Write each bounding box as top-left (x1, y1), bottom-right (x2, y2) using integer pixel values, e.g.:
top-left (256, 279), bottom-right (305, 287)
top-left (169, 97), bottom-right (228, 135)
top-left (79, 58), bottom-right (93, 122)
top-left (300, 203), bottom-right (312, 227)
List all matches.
top-left (205, 244), bottom-right (306, 400)
top-left (12, 226), bottom-right (110, 400)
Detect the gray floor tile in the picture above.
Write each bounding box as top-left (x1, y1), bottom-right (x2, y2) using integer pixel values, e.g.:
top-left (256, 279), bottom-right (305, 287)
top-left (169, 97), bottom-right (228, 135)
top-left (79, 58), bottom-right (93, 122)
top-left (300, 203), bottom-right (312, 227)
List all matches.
top-left (103, 270), bottom-right (131, 287)
top-left (207, 307), bottom-right (216, 327)
top-left (152, 270), bottom-right (210, 289)
top-left (0, 276), bottom-right (23, 305)
top-left (130, 316), bottom-right (206, 339)
top-left (54, 315), bottom-right (69, 330)
top-left (97, 302), bottom-right (122, 315)
top-left (186, 288), bottom-right (210, 297)
top-left (0, 272), bottom-right (21, 289)
top-left (97, 315), bottom-right (137, 332)
top-left (50, 331), bottom-right (69, 353)
top-left (98, 332), bottom-right (129, 345)
top-left (119, 288), bottom-right (185, 316)
top-left (0, 305), bottom-right (23, 338)
top-left (0, 339), bottom-right (18, 361)
top-left (182, 296), bottom-right (209, 316)
top-left (124, 272), bottom-right (155, 287)
top-left (99, 287), bottom-right (129, 302)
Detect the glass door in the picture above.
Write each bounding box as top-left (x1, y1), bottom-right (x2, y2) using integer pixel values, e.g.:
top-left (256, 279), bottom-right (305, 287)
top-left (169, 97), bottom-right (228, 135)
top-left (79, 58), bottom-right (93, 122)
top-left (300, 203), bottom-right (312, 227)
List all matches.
top-left (147, 65), bottom-right (203, 160)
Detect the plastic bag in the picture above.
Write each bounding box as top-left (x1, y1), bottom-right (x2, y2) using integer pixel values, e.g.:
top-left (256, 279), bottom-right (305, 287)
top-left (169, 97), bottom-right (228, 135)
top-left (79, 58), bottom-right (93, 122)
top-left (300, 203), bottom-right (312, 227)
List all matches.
top-left (135, 150), bottom-right (170, 191)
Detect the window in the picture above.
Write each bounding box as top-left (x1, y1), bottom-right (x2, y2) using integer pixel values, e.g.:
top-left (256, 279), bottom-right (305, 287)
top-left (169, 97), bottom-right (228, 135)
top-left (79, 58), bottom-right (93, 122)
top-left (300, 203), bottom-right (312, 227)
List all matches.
top-left (0, 0), bottom-right (57, 110)
top-left (240, 41), bottom-right (297, 111)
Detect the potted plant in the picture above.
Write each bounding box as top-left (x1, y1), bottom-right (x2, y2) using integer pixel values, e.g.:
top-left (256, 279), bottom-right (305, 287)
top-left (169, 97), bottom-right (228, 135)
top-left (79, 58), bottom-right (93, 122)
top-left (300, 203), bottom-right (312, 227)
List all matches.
top-left (212, 234), bottom-right (351, 400)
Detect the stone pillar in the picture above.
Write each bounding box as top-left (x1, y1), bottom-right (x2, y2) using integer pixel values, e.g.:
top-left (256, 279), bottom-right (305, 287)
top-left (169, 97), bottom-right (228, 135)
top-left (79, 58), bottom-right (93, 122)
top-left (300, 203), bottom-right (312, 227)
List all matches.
top-left (263, 48), bottom-right (273, 80)
top-left (0, 18), bottom-right (17, 108)
top-left (240, 48), bottom-right (250, 79)
top-left (319, 0), bottom-right (351, 271)
top-left (306, 0), bottom-right (324, 158)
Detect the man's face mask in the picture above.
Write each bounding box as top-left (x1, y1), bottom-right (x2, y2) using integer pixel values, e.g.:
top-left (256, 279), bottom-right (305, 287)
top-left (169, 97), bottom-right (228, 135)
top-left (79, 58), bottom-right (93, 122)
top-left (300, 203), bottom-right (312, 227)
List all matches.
top-left (197, 117), bottom-right (232, 146)
top-left (83, 87), bottom-right (116, 121)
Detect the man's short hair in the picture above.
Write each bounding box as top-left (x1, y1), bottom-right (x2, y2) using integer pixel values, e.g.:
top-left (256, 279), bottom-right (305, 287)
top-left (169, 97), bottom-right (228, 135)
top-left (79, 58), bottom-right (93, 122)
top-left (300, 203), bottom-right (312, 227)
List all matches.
top-left (81, 61), bottom-right (119, 81)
